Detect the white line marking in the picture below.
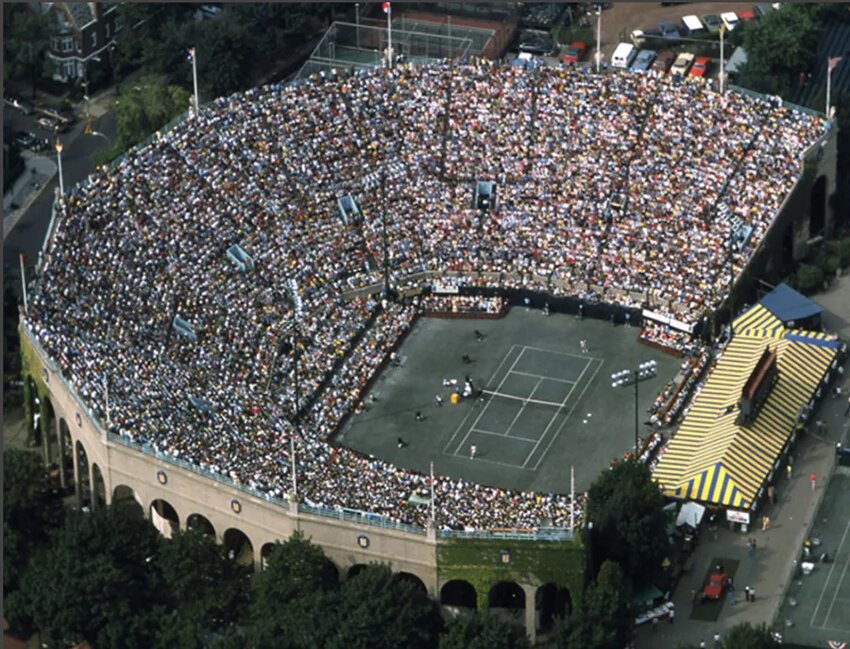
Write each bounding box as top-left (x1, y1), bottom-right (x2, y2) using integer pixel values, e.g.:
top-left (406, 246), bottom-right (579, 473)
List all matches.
top-left (810, 514), bottom-right (850, 628)
top-left (503, 377), bottom-right (542, 437)
top-left (520, 357), bottom-right (590, 468)
top-left (453, 347), bottom-right (527, 455)
top-left (470, 428), bottom-right (538, 443)
top-left (440, 449), bottom-right (534, 471)
top-left (442, 345), bottom-right (518, 455)
top-left (510, 370), bottom-right (576, 384)
top-left (822, 521), bottom-right (850, 629)
top-left (529, 358), bottom-right (603, 470)
top-left (521, 344), bottom-right (600, 361)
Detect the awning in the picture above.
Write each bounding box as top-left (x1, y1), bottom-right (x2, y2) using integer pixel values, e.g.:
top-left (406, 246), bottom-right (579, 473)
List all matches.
top-left (759, 282), bottom-right (823, 325)
top-left (676, 501), bottom-right (706, 528)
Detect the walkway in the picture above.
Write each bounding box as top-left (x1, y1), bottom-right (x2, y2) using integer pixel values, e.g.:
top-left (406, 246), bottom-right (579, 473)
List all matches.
top-left (3, 154), bottom-right (58, 240)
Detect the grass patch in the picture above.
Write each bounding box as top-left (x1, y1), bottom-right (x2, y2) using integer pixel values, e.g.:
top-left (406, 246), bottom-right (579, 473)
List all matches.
top-left (689, 557), bottom-right (740, 622)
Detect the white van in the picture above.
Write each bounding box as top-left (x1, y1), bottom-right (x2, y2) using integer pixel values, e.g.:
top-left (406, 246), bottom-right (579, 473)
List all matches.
top-left (680, 15), bottom-right (706, 37)
top-left (611, 42), bottom-right (637, 69)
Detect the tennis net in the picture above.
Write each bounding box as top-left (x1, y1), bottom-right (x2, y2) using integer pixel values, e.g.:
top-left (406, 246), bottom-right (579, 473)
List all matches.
top-left (479, 389), bottom-right (566, 410)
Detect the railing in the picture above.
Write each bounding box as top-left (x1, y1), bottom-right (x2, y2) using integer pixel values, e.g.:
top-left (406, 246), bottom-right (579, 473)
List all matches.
top-left (438, 528), bottom-right (574, 541)
top-left (728, 84), bottom-right (827, 118)
top-left (297, 502), bottom-right (426, 535)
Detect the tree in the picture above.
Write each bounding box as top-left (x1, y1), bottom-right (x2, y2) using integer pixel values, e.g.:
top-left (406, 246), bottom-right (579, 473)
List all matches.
top-left (324, 564), bottom-right (443, 649)
top-left (19, 505), bottom-right (164, 648)
top-left (554, 561), bottom-right (632, 649)
top-left (3, 4), bottom-right (52, 97)
top-left (440, 610), bottom-right (531, 649)
top-left (736, 4), bottom-right (820, 98)
top-left (585, 460), bottom-right (671, 585)
top-left (155, 528), bottom-right (250, 630)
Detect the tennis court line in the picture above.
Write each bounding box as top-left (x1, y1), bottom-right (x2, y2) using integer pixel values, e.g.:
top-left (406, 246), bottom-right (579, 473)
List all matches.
top-left (519, 356), bottom-right (591, 468)
top-left (527, 358), bottom-right (603, 471)
top-left (441, 345), bottom-right (518, 457)
top-left (470, 428), bottom-right (538, 443)
top-left (821, 515), bottom-right (850, 630)
top-left (503, 377), bottom-right (543, 438)
top-left (521, 344), bottom-right (601, 363)
top-left (511, 370), bottom-right (576, 384)
top-left (451, 347), bottom-right (527, 456)
top-left (810, 512), bottom-right (850, 628)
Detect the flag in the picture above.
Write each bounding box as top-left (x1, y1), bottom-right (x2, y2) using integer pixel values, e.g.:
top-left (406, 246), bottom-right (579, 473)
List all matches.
top-left (187, 47), bottom-right (195, 61)
top-left (382, 2), bottom-right (391, 14)
top-left (828, 56), bottom-right (843, 72)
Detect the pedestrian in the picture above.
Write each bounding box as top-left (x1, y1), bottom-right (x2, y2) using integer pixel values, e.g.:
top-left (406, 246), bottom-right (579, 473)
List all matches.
top-left (652, 616), bottom-right (659, 632)
top-left (749, 587), bottom-right (755, 602)
top-left (625, 312), bottom-right (631, 327)
top-left (762, 514), bottom-right (770, 531)
top-left (810, 472), bottom-right (817, 491)
top-left (744, 586), bottom-right (751, 602)
top-left (435, 394), bottom-right (443, 407)
top-left (699, 641), bottom-right (706, 649)
top-left (543, 301), bottom-right (550, 316)
top-left (462, 354), bottom-right (472, 364)
top-left (726, 587), bottom-right (735, 605)
top-left (397, 437), bottom-right (407, 448)
top-left (580, 339), bottom-right (588, 353)
top-left (845, 394), bottom-right (850, 416)
top-left (415, 411), bottom-right (424, 422)
top-left (786, 463), bottom-right (792, 479)
top-left (469, 444), bottom-right (477, 460)
top-left (578, 303), bottom-right (584, 320)
top-left (714, 632), bottom-right (721, 646)
top-left (747, 539), bottom-right (754, 558)
top-left (752, 537), bottom-right (757, 554)
top-left (691, 588), bottom-right (698, 604)
top-left (474, 329), bottom-right (484, 342)
top-left (669, 606), bottom-right (675, 623)
top-left (768, 484), bottom-right (776, 504)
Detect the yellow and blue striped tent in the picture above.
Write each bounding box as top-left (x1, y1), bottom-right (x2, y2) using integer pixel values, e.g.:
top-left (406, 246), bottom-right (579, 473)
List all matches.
top-left (653, 314), bottom-right (838, 510)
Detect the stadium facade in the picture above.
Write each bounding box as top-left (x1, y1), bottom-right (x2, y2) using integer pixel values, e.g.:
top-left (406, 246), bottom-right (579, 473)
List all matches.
top-left (16, 60), bottom-right (839, 640)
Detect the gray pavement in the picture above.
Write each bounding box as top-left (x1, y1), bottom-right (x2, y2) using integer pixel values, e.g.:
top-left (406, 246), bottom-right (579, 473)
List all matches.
top-left (637, 274), bottom-right (850, 649)
top-left (3, 153), bottom-right (58, 240)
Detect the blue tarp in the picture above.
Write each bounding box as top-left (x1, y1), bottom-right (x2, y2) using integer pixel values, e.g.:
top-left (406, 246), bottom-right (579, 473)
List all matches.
top-left (759, 282), bottom-right (823, 324)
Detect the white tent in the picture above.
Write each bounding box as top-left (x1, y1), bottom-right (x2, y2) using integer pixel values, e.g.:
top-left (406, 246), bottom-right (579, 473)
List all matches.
top-left (676, 501), bottom-right (706, 528)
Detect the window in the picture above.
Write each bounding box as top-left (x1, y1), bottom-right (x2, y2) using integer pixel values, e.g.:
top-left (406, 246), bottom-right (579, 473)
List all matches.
top-left (62, 36), bottom-right (74, 52)
top-left (64, 60), bottom-right (75, 78)
top-left (51, 37), bottom-right (60, 51)
top-left (91, 31), bottom-right (97, 47)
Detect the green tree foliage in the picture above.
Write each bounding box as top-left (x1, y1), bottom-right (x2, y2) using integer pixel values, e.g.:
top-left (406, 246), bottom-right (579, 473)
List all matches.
top-left (325, 565), bottom-right (444, 649)
top-left (439, 610), bottom-right (531, 649)
top-left (554, 560), bottom-right (632, 649)
top-left (3, 4), bottom-right (52, 95)
top-left (19, 506), bottom-right (164, 648)
top-left (736, 4), bottom-right (820, 98)
top-left (156, 528), bottom-right (250, 630)
top-left (585, 460), bottom-right (671, 585)
top-left (795, 262), bottom-right (824, 294)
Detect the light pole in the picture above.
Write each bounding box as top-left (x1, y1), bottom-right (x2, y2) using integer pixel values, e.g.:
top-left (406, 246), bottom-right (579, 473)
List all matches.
top-left (612, 360), bottom-right (657, 459)
top-left (287, 280), bottom-right (303, 500)
top-left (595, 5), bottom-right (602, 73)
top-left (88, 130), bottom-right (112, 146)
top-left (719, 24), bottom-right (726, 94)
top-left (55, 140), bottom-right (65, 197)
top-left (381, 168), bottom-right (390, 298)
top-left (188, 47), bottom-right (200, 117)
top-left (355, 3), bottom-right (360, 49)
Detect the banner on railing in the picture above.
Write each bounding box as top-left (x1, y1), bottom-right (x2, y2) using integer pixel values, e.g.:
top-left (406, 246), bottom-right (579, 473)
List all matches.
top-left (642, 309), bottom-right (695, 334)
top-left (433, 282), bottom-right (460, 294)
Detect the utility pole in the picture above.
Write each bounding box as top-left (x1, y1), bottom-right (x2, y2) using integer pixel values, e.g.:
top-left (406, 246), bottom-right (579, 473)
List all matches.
top-left (381, 169), bottom-right (390, 298)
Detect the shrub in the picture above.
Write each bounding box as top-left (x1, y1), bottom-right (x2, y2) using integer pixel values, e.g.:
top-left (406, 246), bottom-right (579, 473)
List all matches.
top-left (795, 263), bottom-right (824, 294)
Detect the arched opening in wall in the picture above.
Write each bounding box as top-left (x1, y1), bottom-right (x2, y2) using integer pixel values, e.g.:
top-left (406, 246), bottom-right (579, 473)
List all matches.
top-left (489, 581), bottom-right (525, 624)
top-left (260, 542), bottom-right (278, 570)
top-left (321, 559), bottom-right (340, 588)
top-left (810, 174), bottom-right (827, 238)
top-left (536, 583), bottom-right (572, 632)
top-left (348, 564), bottom-right (368, 579)
top-left (113, 485), bottom-right (144, 519)
top-left (150, 499), bottom-right (180, 538)
top-left (75, 441), bottom-right (91, 508)
top-left (394, 572), bottom-right (427, 596)
top-left (223, 528), bottom-right (255, 572)
top-left (44, 397), bottom-right (58, 469)
top-left (91, 463), bottom-right (107, 509)
top-left (59, 418), bottom-right (74, 494)
top-left (440, 580), bottom-right (477, 610)
top-left (26, 376), bottom-right (41, 447)
top-left (187, 513), bottom-right (216, 539)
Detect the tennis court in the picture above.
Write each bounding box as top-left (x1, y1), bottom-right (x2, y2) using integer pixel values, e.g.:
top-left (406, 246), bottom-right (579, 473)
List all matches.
top-left (338, 308), bottom-right (680, 493)
top-left (442, 345), bottom-right (603, 470)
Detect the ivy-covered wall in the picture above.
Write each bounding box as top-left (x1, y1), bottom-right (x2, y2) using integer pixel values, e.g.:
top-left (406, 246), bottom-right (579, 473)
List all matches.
top-left (19, 324), bottom-right (48, 448)
top-left (437, 536), bottom-right (586, 610)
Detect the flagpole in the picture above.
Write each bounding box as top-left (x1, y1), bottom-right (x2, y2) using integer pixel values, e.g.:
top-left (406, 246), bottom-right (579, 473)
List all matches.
top-left (191, 48), bottom-right (200, 118)
top-left (19, 254), bottom-right (28, 314)
top-left (386, 4), bottom-right (393, 68)
top-left (104, 373), bottom-right (110, 430)
top-left (826, 59), bottom-right (832, 118)
top-left (570, 465), bottom-right (575, 535)
top-left (430, 461), bottom-right (436, 527)
top-left (719, 25), bottom-right (725, 94)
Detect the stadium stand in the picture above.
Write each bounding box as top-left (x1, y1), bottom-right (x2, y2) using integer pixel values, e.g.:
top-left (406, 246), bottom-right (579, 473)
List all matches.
top-left (26, 60), bottom-right (828, 531)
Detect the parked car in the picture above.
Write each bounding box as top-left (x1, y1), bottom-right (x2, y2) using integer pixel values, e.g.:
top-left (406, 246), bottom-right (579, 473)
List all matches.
top-left (670, 52), bottom-right (695, 76)
top-left (701, 14), bottom-right (723, 33)
top-left (562, 41), bottom-right (587, 64)
top-left (652, 51), bottom-right (675, 73)
top-left (658, 21), bottom-right (680, 39)
top-left (680, 15), bottom-right (707, 37)
top-left (518, 33), bottom-right (559, 56)
top-left (703, 571), bottom-right (729, 599)
top-left (720, 12), bottom-right (740, 31)
top-left (631, 49), bottom-right (657, 72)
top-left (689, 56), bottom-right (712, 78)
top-left (738, 9), bottom-right (757, 21)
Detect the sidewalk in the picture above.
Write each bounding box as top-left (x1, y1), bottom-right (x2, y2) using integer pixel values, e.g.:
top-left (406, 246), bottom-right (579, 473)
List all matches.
top-left (3, 153), bottom-right (58, 240)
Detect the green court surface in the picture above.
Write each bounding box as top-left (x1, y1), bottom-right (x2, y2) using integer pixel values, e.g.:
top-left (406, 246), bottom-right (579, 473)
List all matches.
top-left (336, 308), bottom-right (682, 493)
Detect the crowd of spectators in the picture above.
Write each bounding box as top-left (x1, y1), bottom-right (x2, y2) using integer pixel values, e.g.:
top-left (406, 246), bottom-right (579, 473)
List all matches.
top-left (26, 60), bottom-right (826, 531)
top-left (422, 294), bottom-right (506, 315)
top-left (640, 322), bottom-right (699, 356)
